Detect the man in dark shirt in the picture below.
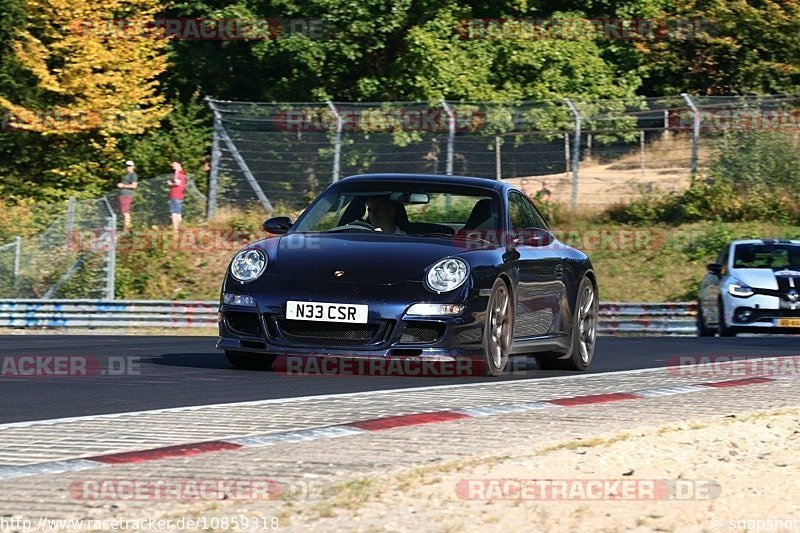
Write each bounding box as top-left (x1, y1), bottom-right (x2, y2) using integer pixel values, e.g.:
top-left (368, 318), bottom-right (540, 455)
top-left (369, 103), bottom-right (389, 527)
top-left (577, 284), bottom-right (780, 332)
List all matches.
top-left (117, 160), bottom-right (138, 231)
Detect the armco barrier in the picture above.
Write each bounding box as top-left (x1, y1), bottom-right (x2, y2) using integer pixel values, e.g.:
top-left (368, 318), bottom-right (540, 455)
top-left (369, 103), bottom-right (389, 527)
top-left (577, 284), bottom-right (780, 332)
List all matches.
top-left (0, 299), bottom-right (218, 328)
top-left (598, 302), bottom-right (697, 336)
top-left (0, 299), bottom-right (699, 335)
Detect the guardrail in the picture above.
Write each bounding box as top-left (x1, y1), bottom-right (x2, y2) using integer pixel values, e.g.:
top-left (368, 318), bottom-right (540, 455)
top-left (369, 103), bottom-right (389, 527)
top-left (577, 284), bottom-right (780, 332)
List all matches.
top-left (599, 302), bottom-right (697, 336)
top-left (0, 300), bottom-right (218, 328)
top-left (0, 299), bottom-right (698, 335)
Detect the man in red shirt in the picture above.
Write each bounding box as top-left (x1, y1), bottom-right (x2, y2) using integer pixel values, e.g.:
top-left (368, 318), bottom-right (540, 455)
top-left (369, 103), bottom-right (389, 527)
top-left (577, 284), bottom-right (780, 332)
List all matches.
top-left (168, 159), bottom-right (187, 230)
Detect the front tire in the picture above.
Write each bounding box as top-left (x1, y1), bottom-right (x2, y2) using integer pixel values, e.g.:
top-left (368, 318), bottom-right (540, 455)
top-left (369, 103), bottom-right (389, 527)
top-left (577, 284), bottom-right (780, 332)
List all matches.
top-left (483, 278), bottom-right (514, 376)
top-left (537, 276), bottom-right (598, 371)
top-left (696, 306), bottom-right (716, 337)
top-left (225, 350), bottom-right (276, 370)
top-left (717, 299), bottom-right (737, 337)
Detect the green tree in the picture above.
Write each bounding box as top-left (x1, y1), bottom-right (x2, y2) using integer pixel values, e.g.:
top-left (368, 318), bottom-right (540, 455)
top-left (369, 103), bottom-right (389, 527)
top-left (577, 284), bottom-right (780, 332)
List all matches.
top-left (638, 0), bottom-right (800, 94)
top-left (165, 0), bottom-right (646, 102)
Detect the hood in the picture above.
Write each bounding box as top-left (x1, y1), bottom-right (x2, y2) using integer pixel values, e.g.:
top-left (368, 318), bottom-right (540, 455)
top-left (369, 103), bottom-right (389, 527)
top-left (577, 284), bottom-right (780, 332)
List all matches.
top-left (730, 268), bottom-right (800, 290)
top-left (274, 233), bottom-right (471, 285)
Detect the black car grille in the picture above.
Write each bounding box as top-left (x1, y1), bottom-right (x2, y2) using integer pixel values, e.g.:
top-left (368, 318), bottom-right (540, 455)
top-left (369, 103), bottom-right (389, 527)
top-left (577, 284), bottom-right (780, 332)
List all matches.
top-left (733, 307), bottom-right (800, 323)
top-left (276, 319), bottom-right (380, 343)
top-left (400, 322), bottom-right (445, 344)
top-left (225, 312), bottom-right (263, 337)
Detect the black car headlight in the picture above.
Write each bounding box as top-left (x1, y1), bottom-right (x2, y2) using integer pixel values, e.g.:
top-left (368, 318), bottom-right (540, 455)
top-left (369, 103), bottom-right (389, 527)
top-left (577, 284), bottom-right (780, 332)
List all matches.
top-left (230, 249), bottom-right (267, 283)
top-left (425, 257), bottom-right (469, 293)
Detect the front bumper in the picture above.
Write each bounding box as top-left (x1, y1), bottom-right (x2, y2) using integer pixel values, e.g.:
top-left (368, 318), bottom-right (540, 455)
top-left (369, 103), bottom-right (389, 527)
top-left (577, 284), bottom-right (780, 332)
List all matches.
top-left (216, 281), bottom-right (489, 360)
top-left (722, 292), bottom-right (800, 332)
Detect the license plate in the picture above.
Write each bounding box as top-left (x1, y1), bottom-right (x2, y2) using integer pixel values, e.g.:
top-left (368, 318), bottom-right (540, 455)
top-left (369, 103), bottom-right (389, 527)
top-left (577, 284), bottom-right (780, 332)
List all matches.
top-left (286, 301), bottom-right (368, 324)
top-left (777, 318), bottom-right (800, 327)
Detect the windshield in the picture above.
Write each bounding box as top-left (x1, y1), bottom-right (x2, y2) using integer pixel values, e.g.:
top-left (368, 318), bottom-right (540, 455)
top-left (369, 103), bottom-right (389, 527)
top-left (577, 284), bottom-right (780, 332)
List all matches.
top-left (732, 243), bottom-right (800, 270)
top-left (292, 186), bottom-right (500, 237)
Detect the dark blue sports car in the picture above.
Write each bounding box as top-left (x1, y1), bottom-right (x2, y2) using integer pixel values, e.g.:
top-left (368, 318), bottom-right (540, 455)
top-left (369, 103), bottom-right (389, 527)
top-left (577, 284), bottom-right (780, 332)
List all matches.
top-left (217, 173), bottom-right (598, 376)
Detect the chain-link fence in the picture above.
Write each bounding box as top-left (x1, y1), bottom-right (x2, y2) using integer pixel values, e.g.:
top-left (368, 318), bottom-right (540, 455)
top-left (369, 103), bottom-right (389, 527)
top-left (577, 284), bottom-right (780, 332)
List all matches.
top-left (0, 174), bottom-right (206, 300)
top-left (207, 94), bottom-right (800, 213)
top-left (5, 94), bottom-right (799, 301)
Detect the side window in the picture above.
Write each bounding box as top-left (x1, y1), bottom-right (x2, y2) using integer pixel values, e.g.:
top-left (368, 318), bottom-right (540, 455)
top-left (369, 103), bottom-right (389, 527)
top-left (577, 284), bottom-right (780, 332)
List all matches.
top-left (508, 192), bottom-right (544, 230)
top-left (508, 193), bottom-right (530, 231)
top-left (528, 203), bottom-right (547, 229)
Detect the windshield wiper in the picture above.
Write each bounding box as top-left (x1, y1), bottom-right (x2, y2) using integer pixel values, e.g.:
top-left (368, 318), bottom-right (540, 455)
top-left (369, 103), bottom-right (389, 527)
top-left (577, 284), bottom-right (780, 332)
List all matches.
top-left (322, 227), bottom-right (373, 233)
top-left (414, 232), bottom-right (454, 238)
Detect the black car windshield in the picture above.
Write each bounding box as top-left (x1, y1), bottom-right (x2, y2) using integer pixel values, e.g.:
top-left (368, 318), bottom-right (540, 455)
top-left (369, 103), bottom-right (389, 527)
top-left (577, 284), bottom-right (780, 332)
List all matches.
top-left (292, 186), bottom-right (500, 236)
top-left (733, 243), bottom-right (800, 270)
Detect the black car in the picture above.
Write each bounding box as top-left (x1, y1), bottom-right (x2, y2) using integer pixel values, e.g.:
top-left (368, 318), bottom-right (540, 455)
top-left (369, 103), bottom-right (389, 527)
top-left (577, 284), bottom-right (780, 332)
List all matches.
top-left (217, 173), bottom-right (598, 376)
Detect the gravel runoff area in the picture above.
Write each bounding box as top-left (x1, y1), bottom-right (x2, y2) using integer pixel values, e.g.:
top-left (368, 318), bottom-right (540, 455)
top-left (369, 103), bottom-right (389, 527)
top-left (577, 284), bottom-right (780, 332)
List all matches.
top-left (281, 407), bottom-right (800, 532)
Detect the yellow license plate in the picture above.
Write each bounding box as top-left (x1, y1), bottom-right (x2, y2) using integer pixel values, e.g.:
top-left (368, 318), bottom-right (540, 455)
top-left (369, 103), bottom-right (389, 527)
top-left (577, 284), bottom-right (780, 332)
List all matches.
top-left (777, 318), bottom-right (800, 327)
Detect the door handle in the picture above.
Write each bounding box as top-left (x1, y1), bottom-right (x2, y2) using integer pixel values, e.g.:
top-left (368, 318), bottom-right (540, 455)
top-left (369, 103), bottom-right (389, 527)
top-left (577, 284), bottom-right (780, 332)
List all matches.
top-left (554, 263), bottom-right (563, 278)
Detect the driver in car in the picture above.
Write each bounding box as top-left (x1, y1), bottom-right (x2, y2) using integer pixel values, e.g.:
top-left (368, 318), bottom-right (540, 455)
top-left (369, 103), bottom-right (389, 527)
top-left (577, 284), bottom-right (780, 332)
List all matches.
top-left (365, 196), bottom-right (407, 235)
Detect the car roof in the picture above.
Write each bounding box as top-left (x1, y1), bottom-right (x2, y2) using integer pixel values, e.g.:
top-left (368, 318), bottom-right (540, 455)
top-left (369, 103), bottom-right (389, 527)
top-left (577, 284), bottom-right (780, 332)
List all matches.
top-left (729, 239), bottom-right (800, 246)
top-left (340, 173), bottom-right (507, 192)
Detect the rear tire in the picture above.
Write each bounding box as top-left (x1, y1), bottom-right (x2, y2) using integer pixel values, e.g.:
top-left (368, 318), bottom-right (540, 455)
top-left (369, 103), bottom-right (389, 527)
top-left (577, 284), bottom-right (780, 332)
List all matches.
top-left (225, 350), bottom-right (276, 370)
top-left (696, 306), bottom-right (716, 337)
top-left (536, 276), bottom-right (597, 371)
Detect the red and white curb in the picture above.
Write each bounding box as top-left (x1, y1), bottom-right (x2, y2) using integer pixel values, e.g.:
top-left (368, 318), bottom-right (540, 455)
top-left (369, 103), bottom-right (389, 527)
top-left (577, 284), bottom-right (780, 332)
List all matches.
top-left (0, 374), bottom-right (789, 482)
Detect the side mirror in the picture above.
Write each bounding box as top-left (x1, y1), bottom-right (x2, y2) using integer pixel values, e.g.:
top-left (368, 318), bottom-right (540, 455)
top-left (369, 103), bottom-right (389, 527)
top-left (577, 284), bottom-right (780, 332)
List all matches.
top-left (263, 216), bottom-right (292, 235)
top-left (514, 228), bottom-right (554, 247)
top-left (707, 263), bottom-right (723, 276)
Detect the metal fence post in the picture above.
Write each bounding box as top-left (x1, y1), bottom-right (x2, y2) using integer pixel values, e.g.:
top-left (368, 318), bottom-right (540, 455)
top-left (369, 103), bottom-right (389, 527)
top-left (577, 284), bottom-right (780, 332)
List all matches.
top-left (101, 196), bottom-right (116, 301)
top-left (327, 101), bottom-right (342, 182)
top-left (495, 135), bottom-right (502, 180)
top-left (13, 236), bottom-right (21, 287)
top-left (564, 99), bottom-right (582, 212)
top-left (106, 213), bottom-right (116, 300)
top-left (65, 196), bottom-right (76, 249)
top-left (208, 112), bottom-right (222, 219)
top-left (441, 100), bottom-right (455, 176)
top-left (640, 130), bottom-right (646, 179)
top-left (586, 133), bottom-right (592, 161)
top-left (681, 93), bottom-right (700, 178)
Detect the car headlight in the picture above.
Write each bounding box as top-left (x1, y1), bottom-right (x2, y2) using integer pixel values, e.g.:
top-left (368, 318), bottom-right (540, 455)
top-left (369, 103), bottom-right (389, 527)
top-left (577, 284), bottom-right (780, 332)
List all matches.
top-left (728, 279), bottom-right (754, 297)
top-left (230, 249), bottom-right (267, 283)
top-left (426, 257), bottom-right (469, 293)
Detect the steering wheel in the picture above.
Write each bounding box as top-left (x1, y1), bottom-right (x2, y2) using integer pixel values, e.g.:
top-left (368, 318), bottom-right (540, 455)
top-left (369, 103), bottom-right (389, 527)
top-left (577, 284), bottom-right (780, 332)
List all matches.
top-left (325, 219), bottom-right (376, 232)
top-left (347, 219), bottom-right (374, 229)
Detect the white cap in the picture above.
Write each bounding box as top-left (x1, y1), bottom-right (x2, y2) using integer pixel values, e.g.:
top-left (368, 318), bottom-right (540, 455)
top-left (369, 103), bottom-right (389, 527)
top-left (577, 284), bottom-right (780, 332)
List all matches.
top-left (125, 160), bottom-right (134, 167)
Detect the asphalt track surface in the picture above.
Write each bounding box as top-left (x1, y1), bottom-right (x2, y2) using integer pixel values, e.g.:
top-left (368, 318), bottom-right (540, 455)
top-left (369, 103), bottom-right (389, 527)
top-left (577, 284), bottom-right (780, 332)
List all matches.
top-left (1, 335), bottom-right (798, 424)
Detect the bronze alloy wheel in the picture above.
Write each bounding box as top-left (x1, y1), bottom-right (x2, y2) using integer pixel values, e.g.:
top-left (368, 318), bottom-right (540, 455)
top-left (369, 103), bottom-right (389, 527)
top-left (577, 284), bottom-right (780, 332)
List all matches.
top-left (484, 278), bottom-right (514, 376)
